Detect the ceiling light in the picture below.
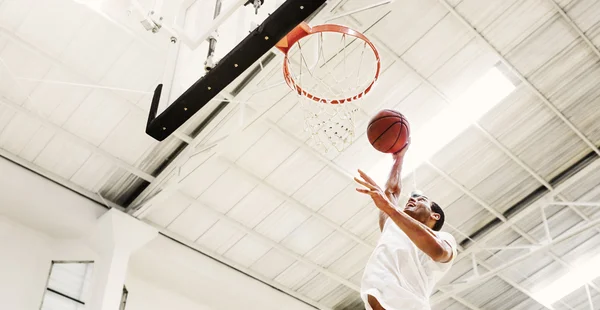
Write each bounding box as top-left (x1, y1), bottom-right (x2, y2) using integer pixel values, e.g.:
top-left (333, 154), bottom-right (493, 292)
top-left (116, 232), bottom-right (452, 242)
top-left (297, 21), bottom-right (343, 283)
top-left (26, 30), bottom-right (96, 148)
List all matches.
top-left (367, 65), bottom-right (516, 186)
top-left (532, 252), bottom-right (600, 306)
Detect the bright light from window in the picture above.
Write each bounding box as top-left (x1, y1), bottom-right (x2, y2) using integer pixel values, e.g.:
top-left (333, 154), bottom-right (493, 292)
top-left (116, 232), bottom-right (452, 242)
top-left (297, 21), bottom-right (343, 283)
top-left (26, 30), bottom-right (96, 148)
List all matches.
top-left (367, 66), bottom-right (516, 185)
top-left (532, 253), bottom-right (600, 307)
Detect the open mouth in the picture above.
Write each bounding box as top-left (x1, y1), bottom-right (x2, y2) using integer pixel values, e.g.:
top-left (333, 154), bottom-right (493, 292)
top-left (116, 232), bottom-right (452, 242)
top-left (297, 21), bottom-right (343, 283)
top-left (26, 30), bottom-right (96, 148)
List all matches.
top-left (406, 202), bottom-right (416, 208)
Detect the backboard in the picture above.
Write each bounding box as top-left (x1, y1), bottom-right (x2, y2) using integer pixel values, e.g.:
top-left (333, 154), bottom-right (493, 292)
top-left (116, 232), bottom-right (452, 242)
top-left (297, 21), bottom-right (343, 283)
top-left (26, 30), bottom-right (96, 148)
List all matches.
top-left (133, 0), bottom-right (328, 141)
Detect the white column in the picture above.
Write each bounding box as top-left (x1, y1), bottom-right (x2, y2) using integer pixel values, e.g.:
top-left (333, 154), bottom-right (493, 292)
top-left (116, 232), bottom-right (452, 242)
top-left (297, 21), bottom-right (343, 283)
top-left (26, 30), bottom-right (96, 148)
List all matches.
top-left (87, 209), bottom-right (157, 310)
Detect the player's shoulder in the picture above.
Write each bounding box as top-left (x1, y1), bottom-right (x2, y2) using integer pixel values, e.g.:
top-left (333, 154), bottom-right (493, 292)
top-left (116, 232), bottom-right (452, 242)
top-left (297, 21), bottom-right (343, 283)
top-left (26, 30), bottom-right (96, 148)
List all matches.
top-left (436, 231), bottom-right (457, 247)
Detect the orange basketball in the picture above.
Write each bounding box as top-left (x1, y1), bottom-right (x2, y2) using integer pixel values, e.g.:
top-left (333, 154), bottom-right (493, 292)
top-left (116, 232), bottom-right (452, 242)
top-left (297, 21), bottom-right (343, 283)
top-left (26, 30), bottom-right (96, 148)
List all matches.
top-left (367, 109), bottom-right (410, 153)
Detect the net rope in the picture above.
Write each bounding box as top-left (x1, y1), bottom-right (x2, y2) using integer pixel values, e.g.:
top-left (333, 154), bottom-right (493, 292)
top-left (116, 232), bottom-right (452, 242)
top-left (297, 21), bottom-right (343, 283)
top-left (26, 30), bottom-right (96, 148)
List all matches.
top-left (284, 31), bottom-right (379, 152)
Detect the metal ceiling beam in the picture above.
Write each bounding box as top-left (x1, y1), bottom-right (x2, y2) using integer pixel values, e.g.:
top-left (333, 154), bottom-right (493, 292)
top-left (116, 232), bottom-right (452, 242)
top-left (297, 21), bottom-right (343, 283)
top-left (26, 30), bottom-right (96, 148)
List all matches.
top-left (145, 221), bottom-right (333, 310)
top-left (0, 96), bottom-right (155, 182)
top-left (453, 157), bottom-right (600, 261)
top-left (432, 215), bottom-right (600, 303)
top-left (547, 0), bottom-right (600, 60)
top-left (0, 146), bottom-right (124, 210)
top-left (172, 190), bottom-right (361, 293)
top-left (220, 156), bottom-right (374, 249)
top-left (0, 26), bottom-right (194, 145)
top-left (437, 0), bottom-right (600, 157)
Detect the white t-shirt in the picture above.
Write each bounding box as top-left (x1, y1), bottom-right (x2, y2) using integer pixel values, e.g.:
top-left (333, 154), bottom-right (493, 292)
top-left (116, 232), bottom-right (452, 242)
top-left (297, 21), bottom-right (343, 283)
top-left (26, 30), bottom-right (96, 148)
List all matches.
top-left (360, 217), bottom-right (457, 310)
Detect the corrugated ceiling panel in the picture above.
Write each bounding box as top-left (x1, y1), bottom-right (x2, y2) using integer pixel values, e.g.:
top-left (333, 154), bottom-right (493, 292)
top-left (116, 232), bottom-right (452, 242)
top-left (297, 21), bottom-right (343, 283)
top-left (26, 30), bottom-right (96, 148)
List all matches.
top-left (561, 164), bottom-right (600, 200)
top-left (15, 0), bottom-right (90, 58)
top-left (505, 16), bottom-right (578, 77)
top-left (226, 184), bottom-right (285, 228)
top-left (342, 205), bottom-right (379, 240)
top-left (145, 192), bottom-right (192, 227)
top-left (280, 217), bottom-right (335, 256)
top-left (392, 85), bottom-right (447, 134)
top-left (166, 202), bottom-right (219, 241)
top-left (328, 244), bottom-right (372, 280)
top-left (70, 154), bottom-right (119, 192)
top-left (264, 148), bottom-right (326, 196)
top-left (253, 201), bottom-right (311, 243)
top-left (481, 0), bottom-right (556, 53)
top-left (372, 0), bottom-right (447, 55)
top-left (561, 286), bottom-right (592, 310)
top-left (292, 166), bottom-right (351, 211)
top-left (304, 231), bottom-right (357, 268)
top-left (515, 257), bottom-right (560, 288)
top-left (99, 111), bottom-right (158, 167)
top-left (100, 41), bottom-right (164, 104)
top-left (556, 230), bottom-right (600, 263)
top-left (510, 298), bottom-right (545, 310)
top-left (440, 255), bottom-right (474, 285)
top-left (178, 153), bottom-right (228, 199)
top-left (428, 39), bottom-right (499, 101)
top-left (528, 42), bottom-right (595, 98)
top-left (417, 175), bottom-right (464, 211)
top-left (24, 67), bottom-right (92, 126)
top-left (402, 14), bottom-right (473, 78)
top-left (445, 195), bottom-right (496, 238)
top-left (482, 287), bottom-right (529, 310)
top-left (459, 276), bottom-right (511, 307)
top-left (318, 187), bottom-right (372, 226)
top-left (59, 14), bottom-right (133, 82)
top-left (195, 220), bottom-right (245, 255)
top-left (0, 112), bottom-right (43, 155)
top-left (0, 41), bottom-right (50, 104)
top-left (480, 87), bottom-right (591, 181)
top-left (453, 0), bottom-right (521, 32)
top-left (235, 129), bottom-right (299, 179)
top-left (318, 285), bottom-right (358, 309)
top-left (249, 248), bottom-right (296, 280)
top-left (274, 262), bottom-right (320, 291)
top-left (0, 0), bottom-right (34, 31)
top-left (438, 301), bottom-right (470, 310)
top-left (357, 60), bottom-right (423, 115)
top-left (33, 134), bottom-right (91, 180)
top-left (275, 103), bottom-right (312, 143)
top-left (222, 235), bottom-right (272, 268)
top-left (565, 0), bottom-right (600, 32)
top-left (62, 90), bottom-right (131, 146)
top-left (296, 273), bottom-right (341, 304)
top-left (198, 167), bottom-right (257, 213)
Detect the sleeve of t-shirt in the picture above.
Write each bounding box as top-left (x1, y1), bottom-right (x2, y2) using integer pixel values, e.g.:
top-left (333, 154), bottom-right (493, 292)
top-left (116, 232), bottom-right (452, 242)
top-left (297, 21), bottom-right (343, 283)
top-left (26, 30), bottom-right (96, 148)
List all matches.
top-left (436, 232), bottom-right (458, 269)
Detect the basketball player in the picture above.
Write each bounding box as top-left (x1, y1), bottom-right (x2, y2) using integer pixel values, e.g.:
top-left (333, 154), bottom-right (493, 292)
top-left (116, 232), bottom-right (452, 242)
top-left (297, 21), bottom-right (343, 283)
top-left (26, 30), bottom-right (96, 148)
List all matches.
top-left (354, 141), bottom-right (457, 310)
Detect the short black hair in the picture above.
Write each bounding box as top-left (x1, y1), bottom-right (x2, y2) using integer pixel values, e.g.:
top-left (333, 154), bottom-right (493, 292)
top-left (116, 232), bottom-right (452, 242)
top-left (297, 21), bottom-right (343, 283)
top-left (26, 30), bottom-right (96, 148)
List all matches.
top-left (431, 201), bottom-right (445, 231)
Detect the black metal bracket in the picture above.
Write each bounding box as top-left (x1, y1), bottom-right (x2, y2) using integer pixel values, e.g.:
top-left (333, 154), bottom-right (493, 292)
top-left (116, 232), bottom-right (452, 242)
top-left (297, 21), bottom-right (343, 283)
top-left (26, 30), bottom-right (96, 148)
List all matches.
top-left (145, 0), bottom-right (327, 141)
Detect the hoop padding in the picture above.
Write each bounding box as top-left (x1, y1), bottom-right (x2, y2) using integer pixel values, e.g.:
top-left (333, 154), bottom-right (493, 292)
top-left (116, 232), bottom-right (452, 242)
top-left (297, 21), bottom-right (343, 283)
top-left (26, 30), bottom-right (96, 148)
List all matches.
top-left (276, 22), bottom-right (381, 104)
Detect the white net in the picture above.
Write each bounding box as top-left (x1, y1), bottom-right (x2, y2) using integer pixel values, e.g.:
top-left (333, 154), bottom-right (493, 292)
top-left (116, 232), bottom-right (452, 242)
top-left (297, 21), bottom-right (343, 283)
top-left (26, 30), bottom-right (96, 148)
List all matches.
top-left (283, 26), bottom-right (380, 152)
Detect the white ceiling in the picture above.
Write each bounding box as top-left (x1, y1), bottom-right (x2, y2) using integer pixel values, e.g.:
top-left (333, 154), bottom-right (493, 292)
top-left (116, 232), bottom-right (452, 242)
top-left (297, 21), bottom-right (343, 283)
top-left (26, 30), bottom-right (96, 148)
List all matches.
top-left (1, 0), bottom-right (600, 309)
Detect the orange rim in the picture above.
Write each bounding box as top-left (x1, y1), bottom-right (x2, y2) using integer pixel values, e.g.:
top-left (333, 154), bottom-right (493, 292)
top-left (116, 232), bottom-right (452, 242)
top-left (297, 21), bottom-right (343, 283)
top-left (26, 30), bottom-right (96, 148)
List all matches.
top-left (278, 23), bottom-right (381, 105)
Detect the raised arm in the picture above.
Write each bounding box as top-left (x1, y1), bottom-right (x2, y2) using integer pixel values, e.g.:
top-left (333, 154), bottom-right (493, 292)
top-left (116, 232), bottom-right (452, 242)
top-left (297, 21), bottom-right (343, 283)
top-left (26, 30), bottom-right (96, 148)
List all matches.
top-left (356, 170), bottom-right (454, 263)
top-left (379, 141), bottom-right (409, 231)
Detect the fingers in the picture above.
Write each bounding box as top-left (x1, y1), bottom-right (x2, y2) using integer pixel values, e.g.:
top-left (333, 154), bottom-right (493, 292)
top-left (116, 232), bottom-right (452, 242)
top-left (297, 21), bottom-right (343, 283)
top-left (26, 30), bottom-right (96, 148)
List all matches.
top-left (354, 177), bottom-right (375, 190)
top-left (355, 188), bottom-right (371, 194)
top-left (357, 169), bottom-right (377, 185)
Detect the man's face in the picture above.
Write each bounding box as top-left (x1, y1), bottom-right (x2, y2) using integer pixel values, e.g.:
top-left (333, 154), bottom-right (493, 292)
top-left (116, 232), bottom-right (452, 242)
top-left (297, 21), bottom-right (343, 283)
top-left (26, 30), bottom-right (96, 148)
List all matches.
top-left (404, 193), bottom-right (432, 223)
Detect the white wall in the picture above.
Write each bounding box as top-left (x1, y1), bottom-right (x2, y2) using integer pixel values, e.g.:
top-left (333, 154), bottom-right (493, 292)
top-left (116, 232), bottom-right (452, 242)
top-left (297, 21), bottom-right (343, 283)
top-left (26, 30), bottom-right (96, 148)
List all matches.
top-left (0, 216), bottom-right (53, 310)
top-left (125, 273), bottom-right (213, 310)
top-left (0, 157), bottom-right (315, 310)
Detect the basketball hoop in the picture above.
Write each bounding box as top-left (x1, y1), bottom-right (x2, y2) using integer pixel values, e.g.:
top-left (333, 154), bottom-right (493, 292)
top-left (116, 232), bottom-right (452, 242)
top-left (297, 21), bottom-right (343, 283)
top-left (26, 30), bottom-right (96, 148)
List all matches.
top-left (276, 22), bottom-right (381, 152)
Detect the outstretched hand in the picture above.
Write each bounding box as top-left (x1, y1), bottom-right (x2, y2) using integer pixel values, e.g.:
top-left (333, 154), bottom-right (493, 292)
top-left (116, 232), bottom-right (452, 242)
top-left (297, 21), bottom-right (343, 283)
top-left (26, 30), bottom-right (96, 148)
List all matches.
top-left (354, 169), bottom-right (394, 214)
top-left (393, 137), bottom-right (411, 159)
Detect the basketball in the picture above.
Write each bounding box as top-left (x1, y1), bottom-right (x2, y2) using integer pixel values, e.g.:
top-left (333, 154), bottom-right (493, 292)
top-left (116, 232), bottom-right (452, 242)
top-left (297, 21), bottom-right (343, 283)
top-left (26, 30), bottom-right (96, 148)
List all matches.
top-left (367, 109), bottom-right (410, 153)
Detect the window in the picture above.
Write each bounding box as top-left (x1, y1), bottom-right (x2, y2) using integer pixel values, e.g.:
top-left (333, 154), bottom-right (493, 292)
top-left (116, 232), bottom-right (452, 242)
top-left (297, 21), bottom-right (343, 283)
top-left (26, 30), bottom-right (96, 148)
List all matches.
top-left (40, 261), bottom-right (94, 310)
